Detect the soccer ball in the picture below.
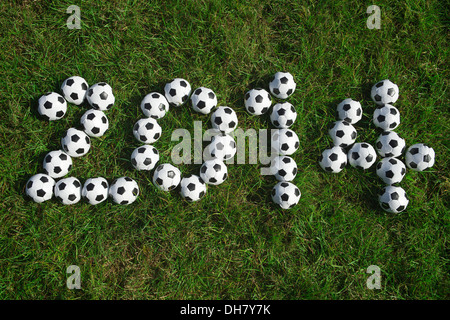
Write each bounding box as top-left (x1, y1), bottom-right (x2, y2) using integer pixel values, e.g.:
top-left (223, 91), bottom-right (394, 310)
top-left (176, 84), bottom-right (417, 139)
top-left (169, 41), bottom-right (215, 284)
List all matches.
top-left (82, 177), bottom-right (109, 205)
top-left (269, 72), bottom-right (296, 99)
top-left (86, 82), bottom-right (115, 111)
top-left (371, 79), bottom-right (399, 106)
top-left (271, 181), bottom-right (301, 209)
top-left (61, 76), bottom-right (89, 105)
top-left (61, 128), bottom-right (91, 157)
top-left (375, 131), bottom-right (406, 158)
top-left (376, 157), bottom-right (407, 185)
top-left (405, 143), bottom-right (435, 171)
top-left (319, 146), bottom-right (347, 173)
top-left (130, 145), bottom-right (160, 171)
top-left (244, 88), bottom-right (272, 115)
top-left (42, 150), bottom-right (73, 179)
top-left (80, 109), bottom-right (109, 137)
top-left (207, 133), bottom-right (237, 161)
top-left (347, 142), bottom-right (377, 170)
top-left (211, 106), bottom-right (238, 134)
top-left (378, 185), bottom-right (409, 213)
top-left (133, 118), bottom-right (162, 144)
top-left (271, 129), bottom-right (300, 156)
top-left (190, 87), bottom-right (217, 114)
top-left (180, 174), bottom-right (207, 202)
top-left (109, 177), bottom-right (139, 205)
top-left (152, 163), bottom-right (182, 191)
top-left (25, 173), bottom-right (55, 203)
top-left (270, 102), bottom-right (297, 128)
top-left (200, 159), bottom-right (228, 185)
top-left (54, 177), bottom-right (82, 205)
top-left (164, 78), bottom-right (192, 107)
top-left (328, 120), bottom-right (357, 147)
top-left (270, 155), bottom-right (298, 182)
top-left (38, 92), bottom-right (67, 121)
top-left (336, 98), bottom-right (362, 124)
top-left (140, 92), bottom-right (169, 119)
top-left (373, 104), bottom-right (400, 131)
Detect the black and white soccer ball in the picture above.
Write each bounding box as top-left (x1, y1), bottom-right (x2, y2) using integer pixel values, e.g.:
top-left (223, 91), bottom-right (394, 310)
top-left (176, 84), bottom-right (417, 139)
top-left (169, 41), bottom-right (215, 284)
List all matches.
top-left (371, 79), bottom-right (399, 106)
top-left (86, 82), bottom-right (115, 111)
top-left (164, 78), bottom-right (192, 107)
top-left (376, 157), bottom-right (407, 185)
top-left (347, 142), bottom-right (377, 170)
top-left (54, 177), bottom-right (82, 205)
top-left (270, 102), bottom-right (297, 128)
top-left (61, 128), bottom-right (91, 157)
top-left (80, 109), bottom-right (109, 137)
top-left (375, 131), bottom-right (406, 158)
top-left (109, 177), bottom-right (139, 205)
top-left (133, 118), bottom-right (162, 144)
top-left (405, 143), bottom-right (435, 171)
top-left (207, 133), bottom-right (237, 161)
top-left (336, 98), bottom-right (362, 124)
top-left (319, 146), bottom-right (347, 173)
top-left (25, 173), bottom-right (55, 203)
top-left (328, 120), bottom-right (357, 148)
top-left (199, 159), bottom-right (228, 185)
top-left (269, 72), bottom-right (296, 100)
top-left (271, 181), bottom-right (301, 209)
top-left (244, 88), bottom-right (272, 115)
top-left (140, 92), bottom-right (169, 119)
top-left (271, 129), bottom-right (300, 156)
top-left (378, 185), bottom-right (409, 213)
top-left (82, 177), bottom-right (109, 205)
top-left (270, 155), bottom-right (298, 182)
top-left (180, 174), bottom-right (207, 202)
top-left (38, 92), bottom-right (67, 121)
top-left (190, 87), bottom-right (217, 114)
top-left (373, 104), bottom-right (400, 131)
top-left (42, 150), bottom-right (73, 179)
top-left (131, 145), bottom-right (160, 171)
top-left (211, 106), bottom-right (238, 134)
top-left (152, 163), bottom-right (182, 191)
top-left (61, 76), bottom-right (89, 105)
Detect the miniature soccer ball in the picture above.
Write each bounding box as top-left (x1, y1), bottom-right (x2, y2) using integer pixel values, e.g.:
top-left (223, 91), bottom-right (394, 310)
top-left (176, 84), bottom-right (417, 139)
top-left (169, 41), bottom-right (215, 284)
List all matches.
top-left (61, 128), bottom-right (91, 157)
top-left (61, 76), bottom-right (89, 105)
top-left (378, 185), bottom-right (409, 213)
top-left (405, 143), bottom-right (435, 171)
top-left (82, 177), bottom-right (109, 205)
top-left (80, 109), bottom-right (109, 137)
top-left (130, 145), bottom-right (160, 171)
top-left (86, 82), bottom-right (115, 111)
top-left (207, 133), bottom-right (237, 161)
top-left (375, 131), bottom-right (406, 158)
top-left (270, 102), bottom-right (297, 128)
top-left (244, 88), bottom-right (272, 115)
top-left (133, 118), bottom-right (162, 144)
top-left (152, 163), bottom-right (182, 191)
top-left (269, 72), bottom-right (296, 99)
top-left (371, 79), bottom-right (399, 106)
top-left (271, 129), bottom-right (300, 156)
top-left (211, 106), bottom-right (238, 134)
top-left (336, 98), bottom-right (362, 124)
top-left (347, 142), bottom-right (377, 170)
top-left (319, 146), bottom-right (347, 173)
top-left (54, 177), bottom-right (82, 205)
top-left (38, 92), bottom-right (67, 121)
top-left (376, 157), bottom-right (407, 185)
top-left (373, 104), bottom-right (400, 131)
top-left (190, 87), bottom-right (217, 114)
top-left (25, 173), bottom-right (55, 203)
top-left (271, 181), bottom-right (301, 209)
top-left (199, 159), bottom-right (228, 185)
top-left (270, 155), bottom-right (298, 182)
top-left (140, 92), bottom-right (169, 119)
top-left (180, 174), bottom-right (207, 202)
top-left (42, 150), bottom-right (73, 179)
top-left (109, 177), bottom-right (139, 205)
top-left (328, 120), bottom-right (357, 148)
top-left (164, 78), bottom-right (192, 107)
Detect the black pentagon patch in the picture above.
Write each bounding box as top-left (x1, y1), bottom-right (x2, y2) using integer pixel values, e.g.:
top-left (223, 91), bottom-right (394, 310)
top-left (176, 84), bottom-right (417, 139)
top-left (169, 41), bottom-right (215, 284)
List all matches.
top-left (59, 182), bottom-right (66, 190)
top-left (86, 113), bottom-right (96, 121)
top-left (194, 88), bottom-right (202, 95)
top-left (167, 171), bottom-right (176, 178)
top-left (208, 92), bottom-right (215, 99)
top-left (44, 101), bottom-right (53, 109)
top-left (75, 148), bottom-right (85, 154)
top-left (91, 127), bottom-right (100, 134)
top-left (36, 189), bottom-right (46, 197)
top-left (386, 171), bottom-right (394, 178)
top-left (81, 82), bottom-right (88, 90)
top-left (156, 177), bottom-right (163, 185)
top-left (375, 81), bottom-right (384, 88)
top-left (95, 195), bottom-right (104, 202)
top-left (335, 130), bottom-right (345, 138)
top-left (281, 143), bottom-right (289, 151)
top-left (58, 96), bottom-right (65, 104)
top-left (374, 94), bottom-right (382, 102)
top-left (117, 187), bottom-right (125, 195)
top-left (86, 183), bottom-right (95, 191)
top-left (280, 193), bottom-right (289, 201)
top-left (27, 181), bottom-right (33, 189)
top-left (389, 140), bottom-right (398, 148)
top-left (53, 166), bottom-right (62, 174)
top-left (179, 80), bottom-right (187, 87)
top-left (377, 115), bottom-right (386, 123)
top-left (410, 147), bottom-right (419, 155)
top-left (343, 104), bottom-right (351, 111)
top-left (381, 202), bottom-right (390, 209)
top-left (389, 122), bottom-right (397, 129)
top-left (352, 152), bottom-right (360, 160)
top-left (187, 183), bottom-right (196, 191)
top-left (143, 158), bottom-right (152, 166)
top-left (280, 77), bottom-right (288, 84)
top-left (169, 88), bottom-right (177, 97)
top-left (390, 192), bottom-right (399, 200)
top-left (273, 88), bottom-right (280, 95)
top-left (397, 205), bottom-right (405, 212)
top-left (387, 88), bottom-right (395, 96)
top-left (71, 135), bottom-right (80, 142)
top-left (70, 93), bottom-right (78, 100)
top-left (286, 89), bottom-right (293, 96)
top-left (277, 108), bottom-right (286, 116)
top-left (120, 200), bottom-right (129, 205)
top-left (423, 154), bottom-right (431, 162)
top-left (152, 93), bottom-right (160, 99)
top-left (255, 95), bottom-right (263, 103)
top-left (145, 122), bottom-right (154, 130)
top-left (390, 108), bottom-right (397, 115)
top-left (214, 117), bottom-right (223, 125)
top-left (68, 194), bottom-right (76, 201)
top-left (66, 79), bottom-right (75, 86)
top-left (56, 110), bottom-right (64, 118)
top-left (329, 153), bottom-right (338, 161)
top-left (389, 158), bottom-right (397, 165)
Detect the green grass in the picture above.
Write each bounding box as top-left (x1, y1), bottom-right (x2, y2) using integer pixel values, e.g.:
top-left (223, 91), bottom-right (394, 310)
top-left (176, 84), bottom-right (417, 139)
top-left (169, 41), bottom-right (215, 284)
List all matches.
top-left (0, 0), bottom-right (448, 299)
